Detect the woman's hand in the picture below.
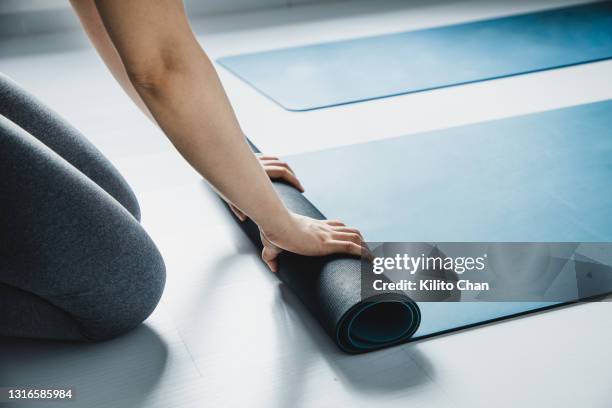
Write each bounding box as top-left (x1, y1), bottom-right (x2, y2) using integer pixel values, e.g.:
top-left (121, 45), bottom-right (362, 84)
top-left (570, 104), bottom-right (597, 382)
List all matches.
top-left (259, 213), bottom-right (366, 272)
top-left (225, 154), bottom-right (365, 271)
top-left (229, 154), bottom-right (304, 221)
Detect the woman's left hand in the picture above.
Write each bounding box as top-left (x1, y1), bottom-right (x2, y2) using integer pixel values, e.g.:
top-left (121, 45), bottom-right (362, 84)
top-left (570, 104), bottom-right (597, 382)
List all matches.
top-left (229, 154), bottom-right (305, 221)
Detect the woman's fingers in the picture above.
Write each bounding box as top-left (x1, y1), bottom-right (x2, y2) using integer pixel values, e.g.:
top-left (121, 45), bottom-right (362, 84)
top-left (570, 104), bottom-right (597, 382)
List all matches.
top-left (328, 240), bottom-right (365, 257)
top-left (325, 220), bottom-right (345, 227)
top-left (332, 226), bottom-right (364, 239)
top-left (331, 231), bottom-right (363, 245)
top-left (262, 245), bottom-right (280, 272)
top-left (256, 155), bottom-right (279, 161)
top-left (329, 230), bottom-right (372, 260)
top-left (260, 232), bottom-right (282, 272)
top-left (261, 159), bottom-right (295, 174)
top-left (327, 223), bottom-right (370, 258)
top-left (257, 154), bottom-right (305, 191)
top-left (229, 203), bottom-right (247, 221)
top-left (265, 166), bottom-right (305, 192)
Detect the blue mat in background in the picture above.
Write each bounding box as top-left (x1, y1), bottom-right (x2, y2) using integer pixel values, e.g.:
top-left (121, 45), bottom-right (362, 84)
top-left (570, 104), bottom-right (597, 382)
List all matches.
top-left (218, 1), bottom-right (612, 111)
top-left (284, 100), bottom-right (612, 338)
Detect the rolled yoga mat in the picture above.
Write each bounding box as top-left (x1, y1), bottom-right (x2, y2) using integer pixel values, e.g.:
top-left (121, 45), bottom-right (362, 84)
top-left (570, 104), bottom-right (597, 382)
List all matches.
top-left (237, 144), bottom-right (421, 354)
top-left (218, 1), bottom-right (612, 111)
top-left (234, 100), bottom-right (612, 353)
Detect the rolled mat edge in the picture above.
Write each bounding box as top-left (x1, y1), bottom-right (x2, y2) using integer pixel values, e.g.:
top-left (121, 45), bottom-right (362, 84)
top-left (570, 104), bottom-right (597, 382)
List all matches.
top-left (228, 143), bottom-right (421, 353)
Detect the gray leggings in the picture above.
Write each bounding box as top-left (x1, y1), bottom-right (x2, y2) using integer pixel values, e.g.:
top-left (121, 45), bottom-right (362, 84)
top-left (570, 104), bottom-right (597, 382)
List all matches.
top-left (0, 73), bottom-right (165, 341)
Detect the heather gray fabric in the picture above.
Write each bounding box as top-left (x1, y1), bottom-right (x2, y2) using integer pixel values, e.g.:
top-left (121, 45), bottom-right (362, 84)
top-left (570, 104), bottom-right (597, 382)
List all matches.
top-left (0, 74), bottom-right (166, 341)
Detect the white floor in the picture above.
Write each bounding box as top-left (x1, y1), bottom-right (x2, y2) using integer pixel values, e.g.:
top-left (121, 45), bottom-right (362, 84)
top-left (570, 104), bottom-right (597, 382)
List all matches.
top-left (1, 0), bottom-right (612, 407)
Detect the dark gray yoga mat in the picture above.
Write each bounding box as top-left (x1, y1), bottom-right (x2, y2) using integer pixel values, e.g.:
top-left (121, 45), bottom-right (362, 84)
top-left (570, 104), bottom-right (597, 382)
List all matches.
top-left (218, 1), bottom-right (612, 111)
top-left (235, 100), bottom-right (612, 353)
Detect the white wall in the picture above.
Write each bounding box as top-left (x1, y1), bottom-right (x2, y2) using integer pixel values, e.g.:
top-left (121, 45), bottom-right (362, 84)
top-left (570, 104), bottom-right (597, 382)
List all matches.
top-left (0, 0), bottom-right (67, 13)
top-left (0, 0), bottom-right (341, 37)
top-left (0, 0), bottom-right (337, 14)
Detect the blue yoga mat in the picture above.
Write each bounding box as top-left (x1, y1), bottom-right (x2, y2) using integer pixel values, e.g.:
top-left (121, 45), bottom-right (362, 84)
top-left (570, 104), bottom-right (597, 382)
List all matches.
top-left (218, 2), bottom-right (612, 111)
top-left (284, 100), bottom-right (612, 339)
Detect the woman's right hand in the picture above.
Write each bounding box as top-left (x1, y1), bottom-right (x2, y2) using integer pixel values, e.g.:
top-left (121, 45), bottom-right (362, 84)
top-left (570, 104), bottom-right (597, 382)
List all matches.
top-left (258, 213), bottom-right (366, 272)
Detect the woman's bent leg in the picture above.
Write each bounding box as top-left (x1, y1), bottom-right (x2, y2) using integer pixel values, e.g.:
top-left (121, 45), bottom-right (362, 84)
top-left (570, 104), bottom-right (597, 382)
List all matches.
top-left (0, 116), bottom-right (165, 341)
top-left (0, 73), bottom-right (141, 220)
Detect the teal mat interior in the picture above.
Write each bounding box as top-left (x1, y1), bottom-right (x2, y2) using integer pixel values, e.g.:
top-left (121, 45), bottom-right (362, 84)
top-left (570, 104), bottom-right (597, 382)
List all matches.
top-left (284, 100), bottom-right (612, 338)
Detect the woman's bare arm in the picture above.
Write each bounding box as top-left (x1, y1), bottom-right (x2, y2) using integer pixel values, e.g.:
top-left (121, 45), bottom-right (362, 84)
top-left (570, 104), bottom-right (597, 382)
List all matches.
top-left (70, 0), bottom-right (365, 271)
top-left (71, 0), bottom-right (305, 220)
top-left (70, 0), bottom-right (154, 121)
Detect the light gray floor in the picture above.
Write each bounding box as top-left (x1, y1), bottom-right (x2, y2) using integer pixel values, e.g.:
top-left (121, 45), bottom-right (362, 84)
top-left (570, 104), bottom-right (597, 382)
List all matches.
top-left (1, 0), bottom-right (612, 407)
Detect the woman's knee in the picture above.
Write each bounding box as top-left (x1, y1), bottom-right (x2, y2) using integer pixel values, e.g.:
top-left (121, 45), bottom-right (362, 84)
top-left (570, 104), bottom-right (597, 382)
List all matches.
top-left (0, 110), bottom-right (162, 342)
top-left (76, 235), bottom-right (167, 342)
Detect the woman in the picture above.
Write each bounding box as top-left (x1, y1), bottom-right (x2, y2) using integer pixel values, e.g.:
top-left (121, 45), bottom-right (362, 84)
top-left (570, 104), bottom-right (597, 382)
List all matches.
top-left (0, 0), bottom-right (364, 342)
